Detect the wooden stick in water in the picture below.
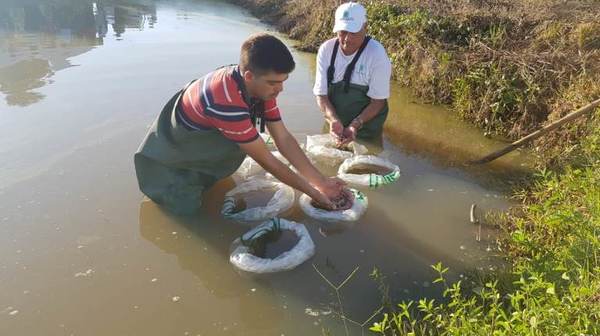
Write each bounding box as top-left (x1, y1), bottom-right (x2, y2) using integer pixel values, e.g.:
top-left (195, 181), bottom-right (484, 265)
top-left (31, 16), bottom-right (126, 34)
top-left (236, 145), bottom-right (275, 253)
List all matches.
top-left (469, 98), bottom-right (600, 165)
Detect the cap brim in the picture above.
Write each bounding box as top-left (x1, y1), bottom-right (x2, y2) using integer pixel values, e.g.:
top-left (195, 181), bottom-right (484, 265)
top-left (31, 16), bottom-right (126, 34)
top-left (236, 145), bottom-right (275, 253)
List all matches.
top-left (332, 21), bottom-right (363, 33)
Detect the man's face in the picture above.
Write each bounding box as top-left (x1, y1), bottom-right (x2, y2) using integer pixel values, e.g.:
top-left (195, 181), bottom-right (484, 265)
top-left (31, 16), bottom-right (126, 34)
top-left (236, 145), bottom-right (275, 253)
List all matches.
top-left (336, 24), bottom-right (367, 54)
top-left (244, 70), bottom-right (288, 100)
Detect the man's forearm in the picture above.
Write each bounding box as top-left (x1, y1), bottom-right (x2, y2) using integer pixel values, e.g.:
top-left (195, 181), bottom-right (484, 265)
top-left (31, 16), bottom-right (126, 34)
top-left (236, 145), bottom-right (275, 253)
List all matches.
top-left (275, 131), bottom-right (325, 185)
top-left (353, 99), bottom-right (386, 126)
top-left (253, 151), bottom-right (322, 200)
top-left (316, 95), bottom-right (339, 122)
top-left (239, 139), bottom-right (323, 201)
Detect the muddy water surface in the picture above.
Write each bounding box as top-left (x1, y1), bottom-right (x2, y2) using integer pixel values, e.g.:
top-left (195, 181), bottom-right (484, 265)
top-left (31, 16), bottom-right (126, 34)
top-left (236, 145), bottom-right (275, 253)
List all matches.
top-left (0, 1), bottom-right (532, 335)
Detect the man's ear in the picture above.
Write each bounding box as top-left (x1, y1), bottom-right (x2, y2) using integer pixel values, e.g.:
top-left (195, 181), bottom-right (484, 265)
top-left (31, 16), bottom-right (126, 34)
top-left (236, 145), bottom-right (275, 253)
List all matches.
top-left (243, 70), bottom-right (255, 82)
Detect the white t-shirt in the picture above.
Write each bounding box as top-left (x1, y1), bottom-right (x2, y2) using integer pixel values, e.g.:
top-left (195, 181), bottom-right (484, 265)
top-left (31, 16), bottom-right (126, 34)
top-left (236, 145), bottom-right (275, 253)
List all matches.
top-left (313, 37), bottom-right (392, 99)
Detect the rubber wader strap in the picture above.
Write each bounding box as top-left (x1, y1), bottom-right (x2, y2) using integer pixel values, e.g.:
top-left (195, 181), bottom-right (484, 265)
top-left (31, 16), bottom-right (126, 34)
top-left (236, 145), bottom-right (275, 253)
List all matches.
top-left (342, 36), bottom-right (371, 93)
top-left (326, 36), bottom-right (372, 93)
top-left (327, 40), bottom-right (340, 86)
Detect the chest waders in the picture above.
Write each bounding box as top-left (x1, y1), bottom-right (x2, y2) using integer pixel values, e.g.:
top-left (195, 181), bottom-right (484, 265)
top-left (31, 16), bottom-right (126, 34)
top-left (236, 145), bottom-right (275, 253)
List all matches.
top-left (327, 36), bottom-right (388, 139)
top-left (134, 79), bottom-right (266, 215)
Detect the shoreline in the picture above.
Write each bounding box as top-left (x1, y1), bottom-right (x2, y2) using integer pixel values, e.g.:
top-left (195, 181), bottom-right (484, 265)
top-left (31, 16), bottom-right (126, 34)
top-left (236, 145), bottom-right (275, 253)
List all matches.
top-left (231, 1), bottom-right (600, 334)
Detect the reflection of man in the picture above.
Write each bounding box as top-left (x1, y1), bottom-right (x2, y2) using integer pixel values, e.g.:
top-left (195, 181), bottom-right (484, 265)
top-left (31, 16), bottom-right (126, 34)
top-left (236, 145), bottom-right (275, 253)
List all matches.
top-left (135, 33), bottom-right (350, 215)
top-left (138, 200), bottom-right (284, 331)
top-left (313, 2), bottom-right (392, 145)
top-left (93, 2), bottom-right (108, 39)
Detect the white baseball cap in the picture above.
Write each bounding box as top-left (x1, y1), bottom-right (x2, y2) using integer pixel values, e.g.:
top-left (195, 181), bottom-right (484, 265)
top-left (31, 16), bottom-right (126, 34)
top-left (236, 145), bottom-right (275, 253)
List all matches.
top-left (332, 2), bottom-right (367, 33)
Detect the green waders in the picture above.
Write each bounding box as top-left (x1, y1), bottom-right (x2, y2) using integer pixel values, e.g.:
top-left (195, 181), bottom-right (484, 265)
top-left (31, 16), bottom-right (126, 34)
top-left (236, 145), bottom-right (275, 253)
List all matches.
top-left (134, 86), bottom-right (246, 215)
top-left (327, 81), bottom-right (388, 139)
top-left (326, 36), bottom-right (389, 139)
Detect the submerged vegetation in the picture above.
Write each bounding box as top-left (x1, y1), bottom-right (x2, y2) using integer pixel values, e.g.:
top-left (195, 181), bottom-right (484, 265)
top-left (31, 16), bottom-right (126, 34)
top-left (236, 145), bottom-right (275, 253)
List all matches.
top-left (232, 0), bottom-right (600, 334)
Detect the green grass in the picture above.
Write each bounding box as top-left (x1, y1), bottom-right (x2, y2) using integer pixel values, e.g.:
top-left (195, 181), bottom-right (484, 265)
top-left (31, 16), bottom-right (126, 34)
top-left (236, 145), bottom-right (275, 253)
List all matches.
top-left (370, 111), bottom-right (600, 335)
top-left (231, 1), bottom-right (600, 334)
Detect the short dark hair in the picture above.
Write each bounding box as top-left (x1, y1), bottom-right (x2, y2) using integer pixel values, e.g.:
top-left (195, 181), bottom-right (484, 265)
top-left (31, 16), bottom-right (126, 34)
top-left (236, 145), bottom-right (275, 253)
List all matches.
top-left (239, 33), bottom-right (295, 75)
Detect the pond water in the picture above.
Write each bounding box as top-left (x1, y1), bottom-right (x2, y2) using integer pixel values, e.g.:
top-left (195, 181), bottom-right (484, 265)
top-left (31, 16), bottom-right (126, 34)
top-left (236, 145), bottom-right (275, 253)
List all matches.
top-left (0, 1), bottom-right (533, 335)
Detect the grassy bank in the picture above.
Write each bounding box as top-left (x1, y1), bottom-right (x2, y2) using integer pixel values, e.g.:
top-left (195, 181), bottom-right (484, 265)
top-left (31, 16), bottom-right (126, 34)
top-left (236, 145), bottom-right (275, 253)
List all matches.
top-left (370, 117), bottom-right (600, 334)
top-left (232, 0), bottom-right (599, 167)
top-left (231, 0), bottom-right (600, 334)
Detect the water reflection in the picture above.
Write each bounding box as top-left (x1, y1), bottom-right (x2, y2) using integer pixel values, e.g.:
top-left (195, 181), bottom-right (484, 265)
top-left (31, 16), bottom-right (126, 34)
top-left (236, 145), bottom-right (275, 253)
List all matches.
top-left (139, 200), bottom-right (246, 298)
top-left (138, 199), bottom-right (287, 333)
top-left (0, 0), bottom-right (157, 106)
top-left (0, 0), bottom-right (520, 333)
top-left (109, 1), bottom-right (157, 37)
top-left (0, 58), bottom-right (50, 105)
top-left (384, 87), bottom-right (535, 190)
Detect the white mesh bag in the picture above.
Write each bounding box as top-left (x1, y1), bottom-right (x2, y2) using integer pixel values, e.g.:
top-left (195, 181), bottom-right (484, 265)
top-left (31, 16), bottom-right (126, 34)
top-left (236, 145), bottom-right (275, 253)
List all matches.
top-left (299, 188), bottom-right (368, 222)
top-left (230, 218), bottom-right (316, 273)
top-left (337, 155), bottom-right (400, 188)
top-left (221, 178), bottom-right (295, 224)
top-left (235, 151), bottom-right (289, 179)
top-left (305, 134), bottom-right (368, 166)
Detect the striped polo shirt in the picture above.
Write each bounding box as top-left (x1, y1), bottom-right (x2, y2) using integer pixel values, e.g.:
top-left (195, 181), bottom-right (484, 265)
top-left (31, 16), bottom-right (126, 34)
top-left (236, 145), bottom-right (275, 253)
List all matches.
top-left (176, 65), bottom-right (281, 143)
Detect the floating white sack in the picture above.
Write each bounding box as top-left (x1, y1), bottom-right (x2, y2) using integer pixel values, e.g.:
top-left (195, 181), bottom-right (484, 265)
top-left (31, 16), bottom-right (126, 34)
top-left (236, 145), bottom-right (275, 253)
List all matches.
top-left (338, 155), bottom-right (401, 188)
top-left (222, 178), bottom-right (295, 223)
top-left (230, 218), bottom-right (316, 273)
top-left (299, 188), bottom-right (368, 222)
top-left (305, 134), bottom-right (368, 165)
top-left (235, 151), bottom-right (290, 179)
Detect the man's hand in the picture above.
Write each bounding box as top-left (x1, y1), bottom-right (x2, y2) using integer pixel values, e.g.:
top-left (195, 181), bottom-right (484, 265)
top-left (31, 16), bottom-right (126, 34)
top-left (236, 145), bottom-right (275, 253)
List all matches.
top-left (316, 95), bottom-right (343, 142)
top-left (338, 125), bottom-right (358, 147)
top-left (311, 190), bottom-right (337, 210)
top-left (310, 176), bottom-right (355, 210)
top-left (313, 176), bottom-right (345, 199)
top-left (337, 117), bottom-right (362, 146)
top-left (329, 118), bottom-right (344, 142)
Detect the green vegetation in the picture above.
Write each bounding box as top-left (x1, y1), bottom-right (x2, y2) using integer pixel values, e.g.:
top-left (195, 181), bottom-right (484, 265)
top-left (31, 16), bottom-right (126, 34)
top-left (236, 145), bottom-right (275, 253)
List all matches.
top-left (232, 0), bottom-right (599, 165)
top-left (363, 1), bottom-right (599, 151)
top-left (370, 112), bottom-right (599, 334)
top-left (231, 0), bottom-right (600, 334)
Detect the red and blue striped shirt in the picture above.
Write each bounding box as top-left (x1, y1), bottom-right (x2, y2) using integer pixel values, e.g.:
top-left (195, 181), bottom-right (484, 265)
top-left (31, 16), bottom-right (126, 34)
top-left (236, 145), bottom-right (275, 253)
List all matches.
top-left (176, 66), bottom-right (281, 143)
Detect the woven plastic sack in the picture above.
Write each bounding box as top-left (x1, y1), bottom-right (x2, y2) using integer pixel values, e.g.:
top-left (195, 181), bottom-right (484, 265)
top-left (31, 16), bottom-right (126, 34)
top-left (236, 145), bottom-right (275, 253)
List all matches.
top-left (235, 151), bottom-right (289, 179)
top-left (221, 178), bottom-right (295, 223)
top-left (230, 218), bottom-right (316, 273)
top-left (299, 188), bottom-right (368, 222)
top-left (338, 155), bottom-right (400, 188)
top-left (305, 134), bottom-right (368, 165)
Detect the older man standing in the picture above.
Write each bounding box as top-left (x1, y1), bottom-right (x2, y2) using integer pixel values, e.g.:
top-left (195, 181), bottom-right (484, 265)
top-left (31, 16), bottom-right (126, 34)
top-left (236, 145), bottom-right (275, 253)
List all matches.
top-left (313, 2), bottom-right (392, 145)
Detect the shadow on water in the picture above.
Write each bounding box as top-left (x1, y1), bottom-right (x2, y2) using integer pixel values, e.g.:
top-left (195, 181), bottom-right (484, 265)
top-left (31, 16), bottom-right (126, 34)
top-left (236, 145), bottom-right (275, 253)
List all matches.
top-left (138, 199), bottom-right (291, 332)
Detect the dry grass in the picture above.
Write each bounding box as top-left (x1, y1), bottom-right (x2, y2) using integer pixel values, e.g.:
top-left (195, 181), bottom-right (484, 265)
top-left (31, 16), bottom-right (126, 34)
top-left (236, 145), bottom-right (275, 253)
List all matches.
top-left (231, 0), bottom-right (600, 166)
